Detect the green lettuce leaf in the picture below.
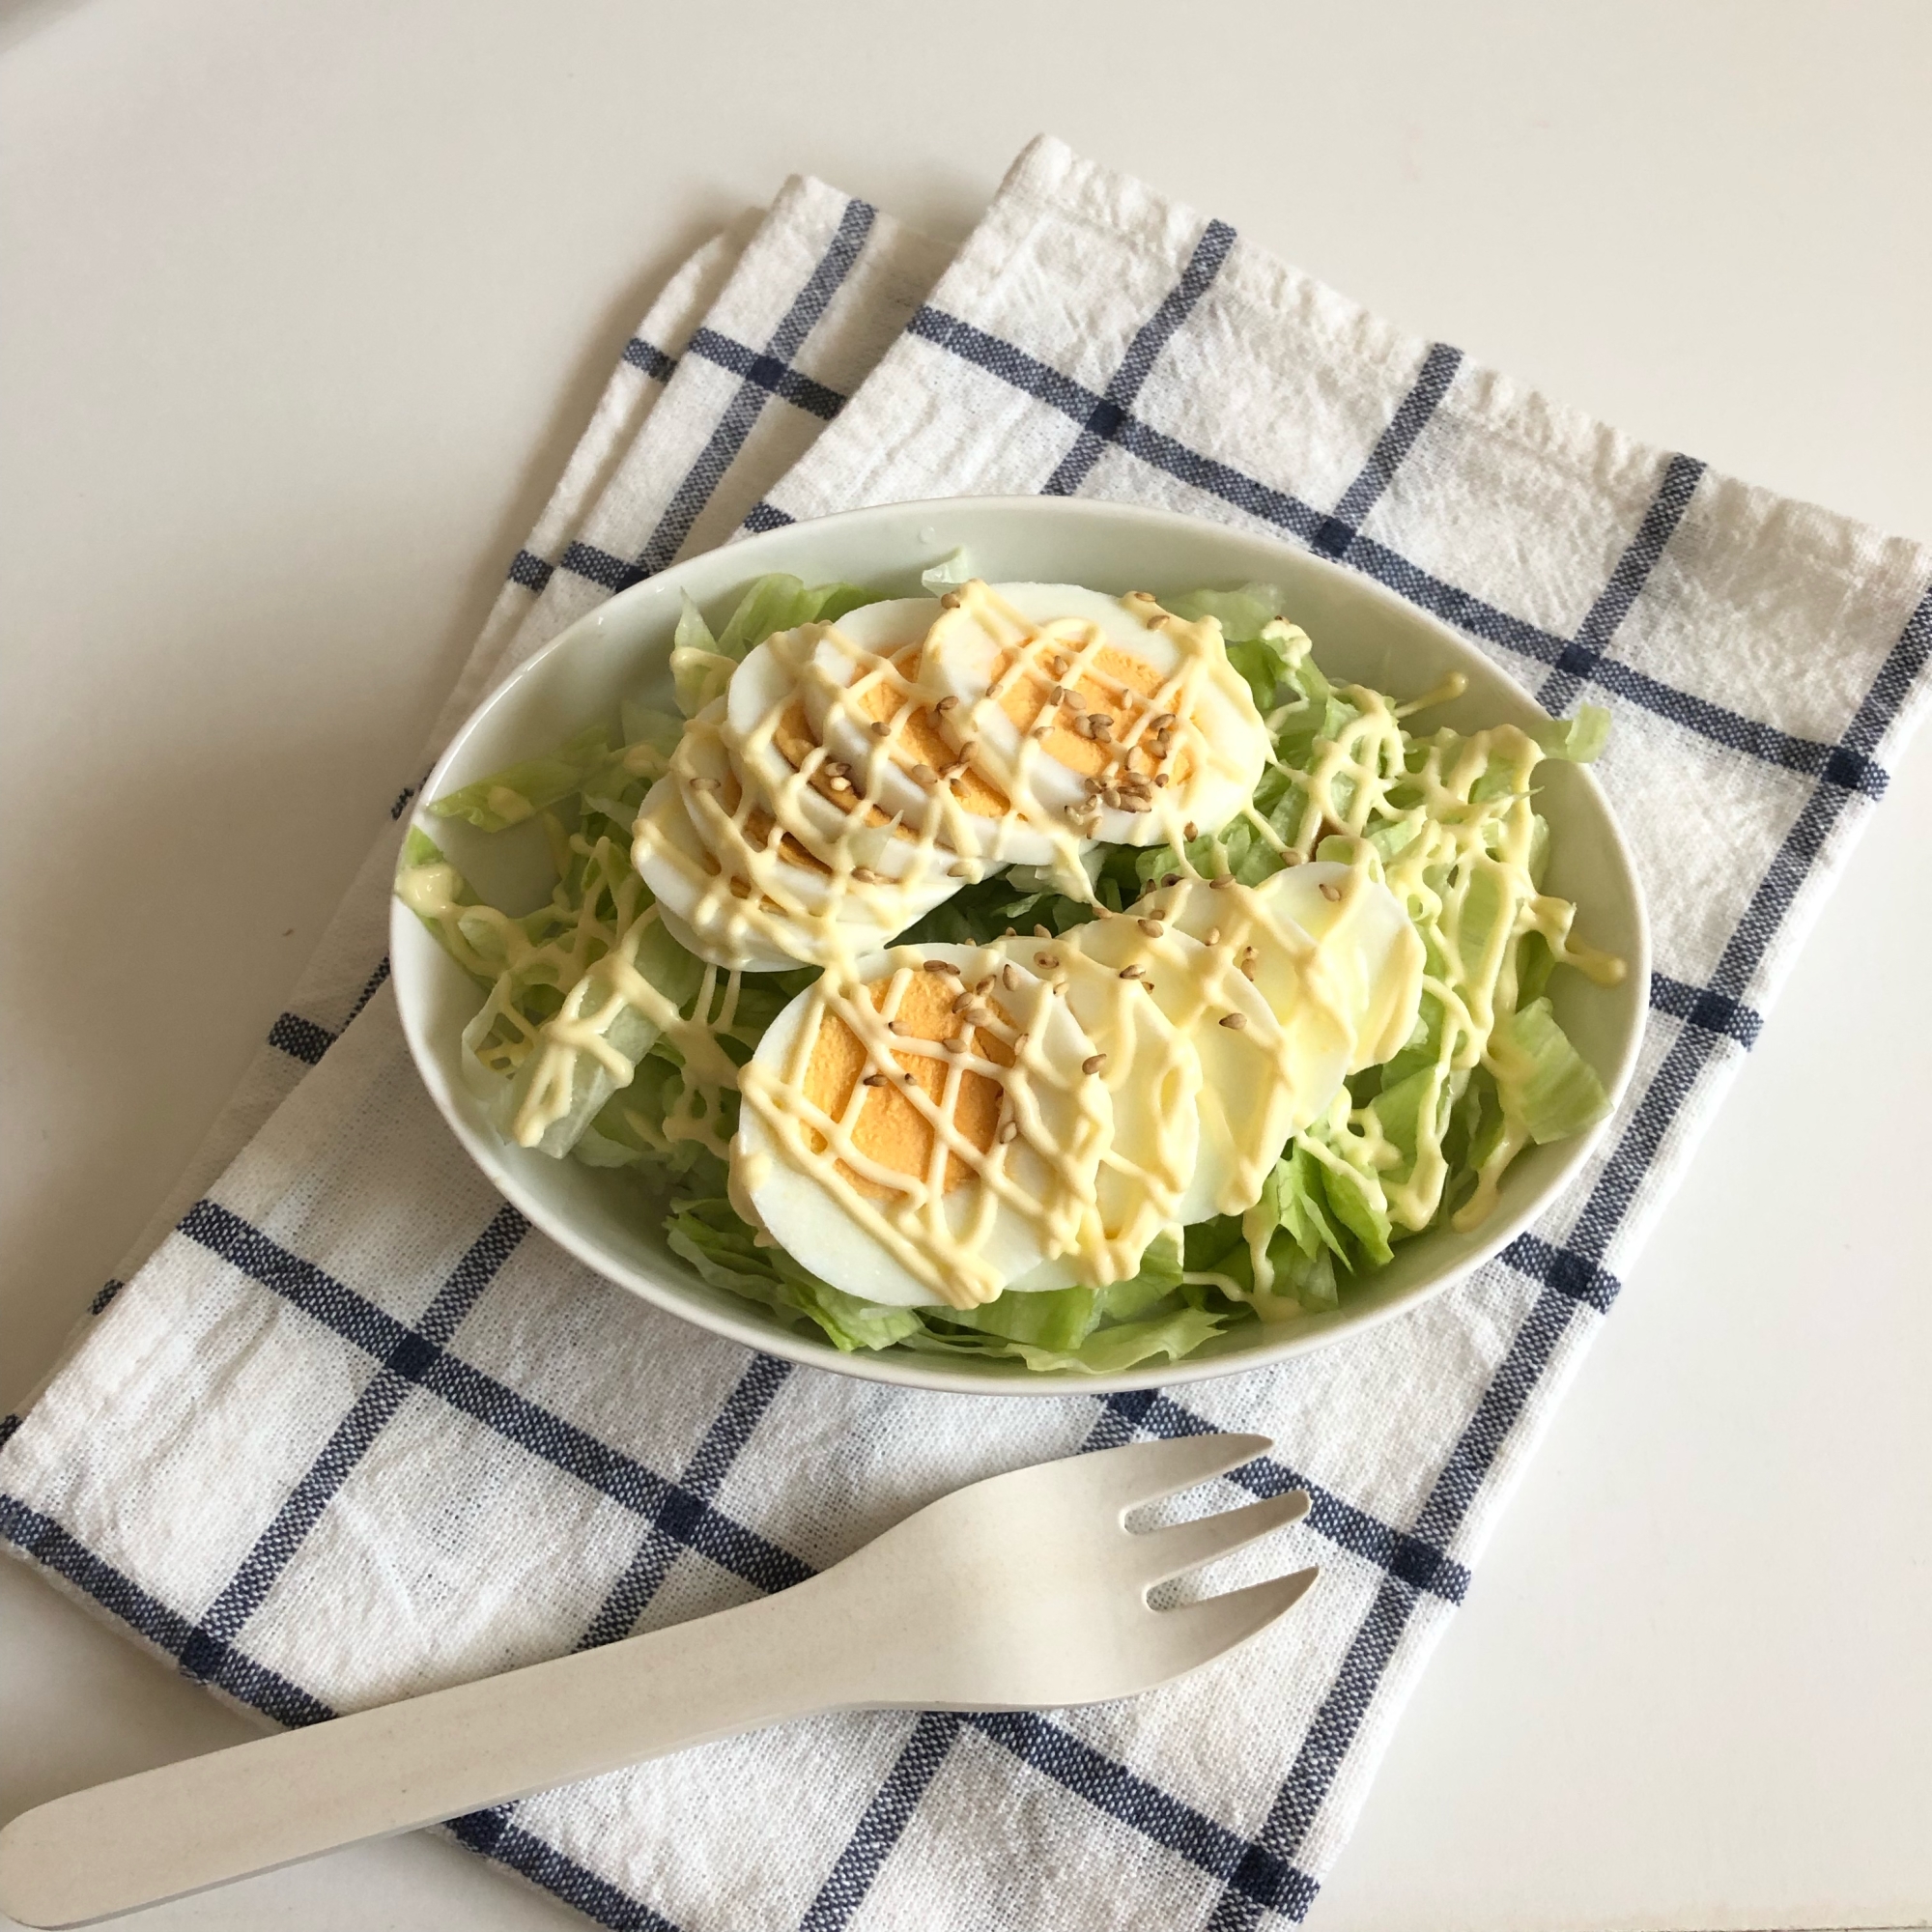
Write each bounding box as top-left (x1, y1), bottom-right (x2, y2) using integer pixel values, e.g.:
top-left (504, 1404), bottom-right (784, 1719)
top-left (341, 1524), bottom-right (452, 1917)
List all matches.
top-left (427, 724), bottom-right (611, 830)
top-left (667, 1208), bottom-right (1237, 1372)
top-left (714, 574), bottom-right (881, 655)
top-left (618, 701), bottom-right (685, 760)
top-left (1488, 996), bottom-right (1612, 1144)
top-left (920, 549), bottom-right (973, 592)
top-left (1532, 703), bottom-right (1611, 763)
top-left (673, 575), bottom-right (884, 715)
top-left (495, 912), bottom-right (707, 1157)
top-left (667, 1197), bottom-right (926, 1351)
top-left (929, 1236), bottom-right (1187, 1352)
top-left (899, 1303), bottom-right (1231, 1376)
top-left (1161, 582), bottom-right (1288, 642)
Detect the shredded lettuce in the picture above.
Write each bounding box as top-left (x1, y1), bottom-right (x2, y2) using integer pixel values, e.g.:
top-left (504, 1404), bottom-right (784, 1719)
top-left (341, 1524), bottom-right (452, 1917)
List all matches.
top-left (401, 572), bottom-right (1620, 1372)
top-left (1162, 581), bottom-right (1287, 641)
top-left (1163, 582), bottom-right (1309, 713)
top-left (666, 1214), bottom-right (1243, 1373)
top-left (491, 911), bottom-right (707, 1157)
top-left (920, 549), bottom-right (973, 593)
top-left (427, 724), bottom-right (612, 831)
top-left (1488, 995), bottom-right (1611, 1145)
top-left (668, 1197), bottom-right (928, 1351)
top-left (671, 573), bottom-right (882, 716)
top-left (409, 575), bottom-right (866, 1160)
top-left (1532, 703), bottom-right (1612, 763)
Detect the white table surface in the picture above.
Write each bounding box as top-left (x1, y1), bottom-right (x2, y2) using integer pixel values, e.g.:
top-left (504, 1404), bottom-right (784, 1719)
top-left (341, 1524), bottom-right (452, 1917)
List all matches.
top-left (3, 2), bottom-right (1929, 1927)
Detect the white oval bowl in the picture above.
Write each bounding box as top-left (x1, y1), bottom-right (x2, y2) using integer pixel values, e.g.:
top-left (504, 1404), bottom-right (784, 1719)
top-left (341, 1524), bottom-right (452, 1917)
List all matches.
top-left (392, 497), bottom-right (1649, 1395)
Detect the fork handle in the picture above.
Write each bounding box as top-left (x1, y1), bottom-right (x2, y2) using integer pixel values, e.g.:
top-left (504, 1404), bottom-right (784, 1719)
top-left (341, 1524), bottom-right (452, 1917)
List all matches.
top-left (0, 1573), bottom-right (860, 1928)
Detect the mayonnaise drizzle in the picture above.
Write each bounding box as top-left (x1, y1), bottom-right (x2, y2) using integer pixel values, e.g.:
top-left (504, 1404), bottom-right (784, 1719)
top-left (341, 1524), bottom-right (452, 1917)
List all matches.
top-left (398, 831), bottom-right (746, 1157)
top-left (692, 584), bottom-right (1278, 1306)
top-left (634, 582), bottom-right (1266, 973)
top-left (1258, 670), bottom-right (1625, 1247)
top-left (990, 937), bottom-right (1201, 1287)
top-left (736, 950), bottom-right (1111, 1308)
top-left (412, 580), bottom-right (1622, 1323)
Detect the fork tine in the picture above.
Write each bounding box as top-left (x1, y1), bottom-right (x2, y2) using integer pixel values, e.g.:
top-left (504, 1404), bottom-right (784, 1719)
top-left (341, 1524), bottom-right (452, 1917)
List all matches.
top-left (1157, 1566), bottom-right (1321, 1672)
top-left (1131, 1491), bottom-right (1309, 1587)
top-left (1076, 1433), bottom-right (1274, 1515)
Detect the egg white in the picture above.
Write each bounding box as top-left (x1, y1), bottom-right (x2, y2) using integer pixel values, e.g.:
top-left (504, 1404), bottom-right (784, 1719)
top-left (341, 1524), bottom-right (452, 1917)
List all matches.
top-left (733, 944), bottom-right (1109, 1308)
top-left (1147, 865), bottom-right (1424, 1099)
top-left (1261, 863), bottom-right (1426, 1071)
top-left (798, 602), bottom-right (1061, 867)
top-left (633, 702), bottom-right (955, 972)
top-left (721, 639), bottom-right (947, 886)
top-left (991, 932), bottom-right (1201, 1285)
top-left (632, 768), bottom-right (800, 973)
top-left (1062, 914), bottom-right (1292, 1222)
top-left (919, 583), bottom-right (1269, 847)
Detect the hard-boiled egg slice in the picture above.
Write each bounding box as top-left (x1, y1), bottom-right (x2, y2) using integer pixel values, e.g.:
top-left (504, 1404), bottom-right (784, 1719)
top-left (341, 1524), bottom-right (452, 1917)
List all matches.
top-left (796, 602), bottom-right (1060, 867)
top-left (1144, 863), bottom-right (1425, 1094)
top-left (632, 705), bottom-right (954, 972)
top-left (654, 900), bottom-right (797, 974)
top-left (631, 764), bottom-right (800, 973)
top-left (1267, 862), bottom-right (1427, 1071)
top-left (721, 639), bottom-right (959, 886)
top-left (990, 929), bottom-right (1200, 1286)
top-left (1062, 913), bottom-right (1292, 1222)
top-left (733, 944), bottom-right (1111, 1309)
top-left (919, 582), bottom-right (1269, 848)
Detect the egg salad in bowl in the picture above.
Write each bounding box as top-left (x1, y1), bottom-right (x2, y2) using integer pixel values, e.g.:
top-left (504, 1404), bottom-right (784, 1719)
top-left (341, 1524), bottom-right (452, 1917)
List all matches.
top-left (393, 499), bottom-right (1645, 1390)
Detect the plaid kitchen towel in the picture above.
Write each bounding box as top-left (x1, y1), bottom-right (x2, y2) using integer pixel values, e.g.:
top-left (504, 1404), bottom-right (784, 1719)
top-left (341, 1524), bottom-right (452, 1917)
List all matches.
top-left (5, 134), bottom-right (1930, 1932)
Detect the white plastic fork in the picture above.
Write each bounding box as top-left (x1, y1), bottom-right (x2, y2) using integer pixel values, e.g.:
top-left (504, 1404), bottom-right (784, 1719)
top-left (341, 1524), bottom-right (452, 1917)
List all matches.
top-left (0, 1434), bottom-right (1314, 1928)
